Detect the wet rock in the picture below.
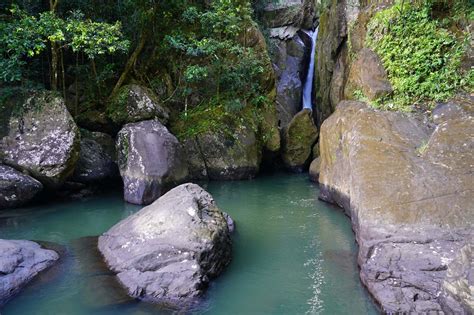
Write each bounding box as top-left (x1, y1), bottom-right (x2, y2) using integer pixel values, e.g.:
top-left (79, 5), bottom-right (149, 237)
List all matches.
top-left (98, 183), bottom-right (232, 307)
top-left (108, 84), bottom-right (169, 126)
top-left (0, 165), bottom-right (42, 209)
top-left (116, 120), bottom-right (188, 205)
top-left (308, 157), bottom-right (320, 183)
top-left (319, 101), bottom-right (474, 313)
top-left (270, 32), bottom-right (307, 130)
top-left (1, 91), bottom-right (80, 187)
top-left (0, 239), bottom-right (59, 306)
top-left (282, 109), bottom-right (318, 171)
top-left (345, 48), bottom-right (392, 101)
top-left (72, 131), bottom-right (118, 184)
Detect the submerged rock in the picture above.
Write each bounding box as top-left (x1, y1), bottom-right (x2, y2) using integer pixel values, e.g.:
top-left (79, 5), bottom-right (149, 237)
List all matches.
top-left (0, 165), bottom-right (43, 209)
top-left (108, 84), bottom-right (169, 126)
top-left (0, 239), bottom-right (59, 306)
top-left (72, 131), bottom-right (118, 184)
top-left (0, 91), bottom-right (80, 187)
top-left (116, 120), bottom-right (188, 205)
top-left (98, 183), bottom-right (232, 307)
top-left (319, 101), bottom-right (474, 313)
top-left (282, 109), bottom-right (318, 171)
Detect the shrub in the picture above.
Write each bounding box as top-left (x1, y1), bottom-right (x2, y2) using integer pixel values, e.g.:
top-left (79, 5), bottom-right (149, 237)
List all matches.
top-left (366, 0), bottom-right (472, 111)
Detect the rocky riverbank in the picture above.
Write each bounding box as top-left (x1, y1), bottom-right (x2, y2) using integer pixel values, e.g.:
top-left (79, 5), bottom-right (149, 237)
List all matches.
top-left (318, 99), bottom-right (473, 313)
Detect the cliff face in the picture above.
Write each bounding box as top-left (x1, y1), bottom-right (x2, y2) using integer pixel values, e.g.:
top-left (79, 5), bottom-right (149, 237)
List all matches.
top-left (315, 1), bottom-right (473, 313)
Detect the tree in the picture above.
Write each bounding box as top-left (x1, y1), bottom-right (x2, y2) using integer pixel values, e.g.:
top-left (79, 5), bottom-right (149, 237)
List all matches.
top-left (0, 4), bottom-right (129, 92)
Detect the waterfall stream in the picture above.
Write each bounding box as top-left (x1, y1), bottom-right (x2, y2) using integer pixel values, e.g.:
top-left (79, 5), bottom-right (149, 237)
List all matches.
top-left (302, 27), bottom-right (319, 110)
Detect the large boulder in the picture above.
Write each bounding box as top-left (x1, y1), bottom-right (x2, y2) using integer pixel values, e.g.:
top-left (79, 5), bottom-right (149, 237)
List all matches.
top-left (345, 48), bottom-right (392, 101)
top-left (282, 109), bottom-right (318, 170)
top-left (107, 84), bottom-right (169, 126)
top-left (319, 101), bottom-right (474, 313)
top-left (72, 131), bottom-right (119, 184)
top-left (0, 239), bottom-right (59, 306)
top-left (0, 165), bottom-right (42, 209)
top-left (0, 91), bottom-right (80, 187)
top-left (262, 0), bottom-right (315, 29)
top-left (98, 183), bottom-right (232, 307)
top-left (183, 126), bottom-right (262, 180)
top-left (116, 120), bottom-right (188, 205)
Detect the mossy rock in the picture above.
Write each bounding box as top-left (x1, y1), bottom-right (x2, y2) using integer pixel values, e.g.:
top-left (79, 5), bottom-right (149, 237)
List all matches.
top-left (107, 84), bottom-right (170, 127)
top-left (282, 109), bottom-right (318, 171)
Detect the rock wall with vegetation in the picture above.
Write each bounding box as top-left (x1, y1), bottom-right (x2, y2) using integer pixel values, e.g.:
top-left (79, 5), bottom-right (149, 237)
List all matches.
top-left (315, 0), bottom-right (474, 313)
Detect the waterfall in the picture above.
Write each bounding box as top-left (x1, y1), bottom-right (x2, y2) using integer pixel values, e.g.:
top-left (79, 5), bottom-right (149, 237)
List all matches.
top-left (302, 27), bottom-right (319, 110)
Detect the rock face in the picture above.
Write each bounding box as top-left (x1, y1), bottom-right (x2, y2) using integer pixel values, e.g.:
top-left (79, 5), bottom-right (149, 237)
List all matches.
top-left (98, 183), bottom-right (232, 307)
top-left (0, 165), bottom-right (43, 209)
top-left (116, 120), bottom-right (188, 205)
top-left (183, 126), bottom-right (262, 181)
top-left (319, 101), bottom-right (474, 313)
top-left (270, 32), bottom-right (307, 129)
top-left (315, 0), bottom-right (355, 126)
top-left (345, 48), bottom-right (392, 100)
top-left (308, 157), bottom-right (320, 183)
top-left (108, 84), bottom-right (170, 126)
top-left (0, 239), bottom-right (59, 306)
top-left (262, 0), bottom-right (315, 29)
top-left (1, 91), bottom-right (80, 187)
top-left (282, 109), bottom-right (318, 170)
top-left (72, 131), bottom-right (118, 184)
top-left (440, 244), bottom-right (474, 313)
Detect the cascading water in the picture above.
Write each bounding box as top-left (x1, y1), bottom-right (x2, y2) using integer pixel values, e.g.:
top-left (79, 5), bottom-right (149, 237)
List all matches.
top-left (302, 27), bottom-right (319, 110)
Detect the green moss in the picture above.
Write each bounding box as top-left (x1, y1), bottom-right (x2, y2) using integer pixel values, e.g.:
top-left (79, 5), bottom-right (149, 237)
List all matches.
top-left (170, 93), bottom-right (272, 146)
top-left (106, 86), bottom-right (130, 124)
top-left (366, 0), bottom-right (473, 111)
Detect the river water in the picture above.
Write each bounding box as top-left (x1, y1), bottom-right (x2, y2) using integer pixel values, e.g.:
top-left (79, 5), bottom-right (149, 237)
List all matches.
top-left (0, 174), bottom-right (376, 314)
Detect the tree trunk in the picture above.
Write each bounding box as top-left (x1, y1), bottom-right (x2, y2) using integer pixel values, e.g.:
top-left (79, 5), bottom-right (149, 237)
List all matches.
top-left (61, 48), bottom-right (66, 99)
top-left (111, 30), bottom-right (148, 97)
top-left (51, 44), bottom-right (59, 90)
top-left (49, 0), bottom-right (60, 90)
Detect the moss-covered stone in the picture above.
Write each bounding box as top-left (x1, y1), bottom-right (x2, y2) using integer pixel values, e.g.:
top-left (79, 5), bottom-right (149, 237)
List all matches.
top-left (107, 84), bottom-right (169, 127)
top-left (282, 108), bottom-right (318, 171)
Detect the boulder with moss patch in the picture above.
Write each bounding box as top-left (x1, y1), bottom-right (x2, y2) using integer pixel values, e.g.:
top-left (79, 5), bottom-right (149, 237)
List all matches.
top-left (116, 120), bottom-right (188, 205)
top-left (282, 109), bottom-right (318, 171)
top-left (345, 48), bottom-right (392, 101)
top-left (0, 91), bottom-right (80, 188)
top-left (108, 84), bottom-right (169, 127)
top-left (319, 100), bottom-right (474, 313)
top-left (183, 125), bottom-right (262, 180)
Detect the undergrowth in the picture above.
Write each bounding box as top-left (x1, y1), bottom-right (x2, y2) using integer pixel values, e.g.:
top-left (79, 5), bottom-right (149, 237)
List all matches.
top-left (366, 0), bottom-right (473, 112)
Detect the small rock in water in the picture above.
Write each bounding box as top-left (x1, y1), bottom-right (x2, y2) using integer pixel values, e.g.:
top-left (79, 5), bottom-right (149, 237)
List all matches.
top-left (0, 239), bottom-right (59, 306)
